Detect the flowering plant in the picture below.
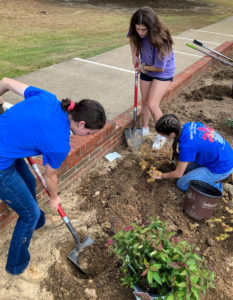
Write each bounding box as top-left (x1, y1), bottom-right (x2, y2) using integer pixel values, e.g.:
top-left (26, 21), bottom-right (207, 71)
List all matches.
top-left (107, 217), bottom-right (215, 300)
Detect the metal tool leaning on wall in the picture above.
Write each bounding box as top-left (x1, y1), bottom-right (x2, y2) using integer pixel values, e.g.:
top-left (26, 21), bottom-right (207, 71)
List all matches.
top-left (186, 42), bottom-right (233, 67)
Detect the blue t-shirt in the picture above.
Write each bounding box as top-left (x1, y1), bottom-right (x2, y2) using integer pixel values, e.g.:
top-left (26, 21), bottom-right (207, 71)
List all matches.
top-left (179, 122), bottom-right (233, 174)
top-left (0, 86), bottom-right (71, 170)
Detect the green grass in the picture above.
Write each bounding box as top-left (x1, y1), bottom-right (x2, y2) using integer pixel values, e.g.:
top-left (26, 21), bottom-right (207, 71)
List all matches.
top-left (0, 0), bottom-right (232, 78)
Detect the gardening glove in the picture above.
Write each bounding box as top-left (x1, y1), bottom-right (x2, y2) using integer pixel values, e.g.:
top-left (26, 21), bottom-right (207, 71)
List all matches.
top-left (138, 63), bottom-right (148, 74)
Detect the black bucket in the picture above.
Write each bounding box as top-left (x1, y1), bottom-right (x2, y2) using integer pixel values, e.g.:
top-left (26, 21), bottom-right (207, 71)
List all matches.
top-left (183, 180), bottom-right (222, 220)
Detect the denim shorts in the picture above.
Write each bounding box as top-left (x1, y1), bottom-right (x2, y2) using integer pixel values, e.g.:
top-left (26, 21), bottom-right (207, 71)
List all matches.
top-left (140, 73), bottom-right (173, 82)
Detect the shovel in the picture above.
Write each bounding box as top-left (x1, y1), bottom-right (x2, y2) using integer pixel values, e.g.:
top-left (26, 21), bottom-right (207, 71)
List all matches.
top-left (193, 39), bottom-right (233, 63)
top-left (125, 50), bottom-right (143, 150)
top-left (186, 43), bottom-right (233, 67)
top-left (26, 158), bottom-right (94, 272)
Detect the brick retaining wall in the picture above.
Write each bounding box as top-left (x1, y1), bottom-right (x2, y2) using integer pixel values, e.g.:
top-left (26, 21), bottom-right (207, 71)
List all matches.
top-left (1, 41), bottom-right (232, 232)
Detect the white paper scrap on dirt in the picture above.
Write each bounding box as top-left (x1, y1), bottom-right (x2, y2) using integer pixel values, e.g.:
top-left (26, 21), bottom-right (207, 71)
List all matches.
top-left (105, 152), bottom-right (121, 162)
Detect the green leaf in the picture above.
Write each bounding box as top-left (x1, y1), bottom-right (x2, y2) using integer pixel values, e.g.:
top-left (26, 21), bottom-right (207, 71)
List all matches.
top-left (191, 287), bottom-right (200, 300)
top-left (167, 295), bottom-right (174, 300)
top-left (159, 252), bottom-right (167, 262)
top-left (210, 272), bottom-right (215, 281)
top-left (168, 262), bottom-right (180, 269)
top-left (180, 270), bottom-right (187, 276)
top-left (151, 264), bottom-right (162, 271)
top-left (152, 272), bottom-right (162, 285)
top-left (177, 291), bottom-right (186, 298)
top-left (147, 271), bottom-right (153, 284)
top-left (176, 281), bottom-right (187, 288)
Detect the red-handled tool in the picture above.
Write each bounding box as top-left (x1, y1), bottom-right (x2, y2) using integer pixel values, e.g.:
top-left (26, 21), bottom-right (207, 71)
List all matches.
top-left (125, 49), bottom-right (143, 150)
top-left (27, 157), bottom-right (94, 272)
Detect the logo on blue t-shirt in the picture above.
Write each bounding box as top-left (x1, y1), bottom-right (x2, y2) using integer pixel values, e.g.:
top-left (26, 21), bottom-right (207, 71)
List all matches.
top-left (197, 125), bottom-right (224, 145)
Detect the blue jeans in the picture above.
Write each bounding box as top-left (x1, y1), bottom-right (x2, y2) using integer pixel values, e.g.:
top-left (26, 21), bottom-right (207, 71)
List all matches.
top-left (177, 162), bottom-right (233, 192)
top-left (0, 159), bottom-right (45, 275)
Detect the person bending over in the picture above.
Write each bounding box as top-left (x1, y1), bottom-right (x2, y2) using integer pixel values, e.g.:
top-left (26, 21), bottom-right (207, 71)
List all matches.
top-left (0, 77), bottom-right (106, 282)
top-left (152, 114), bottom-right (233, 192)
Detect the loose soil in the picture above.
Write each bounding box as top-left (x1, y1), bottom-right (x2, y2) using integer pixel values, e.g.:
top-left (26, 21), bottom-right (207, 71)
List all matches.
top-left (0, 57), bottom-right (233, 300)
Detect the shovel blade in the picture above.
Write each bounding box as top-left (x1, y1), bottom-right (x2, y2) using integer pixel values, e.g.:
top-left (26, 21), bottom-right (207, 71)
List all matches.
top-left (125, 128), bottom-right (143, 150)
top-left (67, 236), bottom-right (94, 272)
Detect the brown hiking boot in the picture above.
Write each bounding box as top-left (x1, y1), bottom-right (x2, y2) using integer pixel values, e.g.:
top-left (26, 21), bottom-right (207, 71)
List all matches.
top-left (19, 264), bottom-right (45, 283)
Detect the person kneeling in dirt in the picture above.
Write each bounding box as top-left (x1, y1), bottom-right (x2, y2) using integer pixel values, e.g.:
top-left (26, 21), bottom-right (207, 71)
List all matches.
top-left (0, 77), bottom-right (106, 282)
top-left (152, 114), bottom-right (233, 192)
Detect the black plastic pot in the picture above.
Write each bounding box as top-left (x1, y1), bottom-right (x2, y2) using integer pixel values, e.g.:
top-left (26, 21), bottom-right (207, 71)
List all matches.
top-left (133, 284), bottom-right (171, 300)
top-left (183, 180), bottom-right (222, 220)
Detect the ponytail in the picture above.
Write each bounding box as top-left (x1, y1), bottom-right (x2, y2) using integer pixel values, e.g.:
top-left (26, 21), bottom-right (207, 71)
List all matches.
top-left (61, 98), bottom-right (106, 130)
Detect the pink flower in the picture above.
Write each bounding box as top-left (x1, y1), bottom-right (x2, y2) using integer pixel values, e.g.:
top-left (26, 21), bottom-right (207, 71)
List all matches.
top-left (123, 226), bottom-right (133, 232)
top-left (105, 239), bottom-right (113, 247)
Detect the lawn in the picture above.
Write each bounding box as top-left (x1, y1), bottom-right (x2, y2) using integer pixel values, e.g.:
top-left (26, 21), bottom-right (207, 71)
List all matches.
top-left (0, 0), bottom-right (233, 78)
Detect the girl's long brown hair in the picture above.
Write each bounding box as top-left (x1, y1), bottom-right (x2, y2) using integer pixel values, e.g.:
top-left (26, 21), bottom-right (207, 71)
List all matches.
top-left (128, 6), bottom-right (173, 59)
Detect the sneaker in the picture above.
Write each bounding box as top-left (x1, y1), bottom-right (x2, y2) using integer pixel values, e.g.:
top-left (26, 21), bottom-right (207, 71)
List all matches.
top-left (44, 214), bottom-right (63, 228)
top-left (19, 264), bottom-right (45, 283)
top-left (142, 127), bottom-right (150, 137)
top-left (152, 134), bottom-right (166, 150)
top-left (223, 183), bottom-right (233, 196)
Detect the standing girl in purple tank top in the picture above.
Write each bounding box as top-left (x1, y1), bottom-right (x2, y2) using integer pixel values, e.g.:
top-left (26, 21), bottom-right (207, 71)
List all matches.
top-left (128, 6), bottom-right (176, 150)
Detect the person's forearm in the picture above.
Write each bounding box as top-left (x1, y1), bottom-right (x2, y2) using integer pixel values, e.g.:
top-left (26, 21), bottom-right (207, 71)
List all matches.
top-left (0, 77), bottom-right (28, 97)
top-left (143, 65), bottom-right (164, 73)
top-left (0, 78), bottom-right (9, 96)
top-left (162, 169), bottom-right (182, 179)
top-left (44, 173), bottom-right (58, 199)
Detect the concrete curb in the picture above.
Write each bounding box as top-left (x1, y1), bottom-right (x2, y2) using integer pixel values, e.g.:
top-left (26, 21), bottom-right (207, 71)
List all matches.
top-left (0, 40), bottom-right (233, 232)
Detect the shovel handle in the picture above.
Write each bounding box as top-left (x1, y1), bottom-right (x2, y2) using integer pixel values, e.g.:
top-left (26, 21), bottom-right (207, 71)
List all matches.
top-left (133, 49), bottom-right (139, 128)
top-left (27, 156), bottom-right (81, 245)
top-left (27, 157), bottom-right (65, 215)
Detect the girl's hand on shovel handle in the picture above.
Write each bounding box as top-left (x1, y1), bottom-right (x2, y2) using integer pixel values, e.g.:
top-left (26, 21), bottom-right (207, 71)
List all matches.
top-left (49, 196), bottom-right (61, 210)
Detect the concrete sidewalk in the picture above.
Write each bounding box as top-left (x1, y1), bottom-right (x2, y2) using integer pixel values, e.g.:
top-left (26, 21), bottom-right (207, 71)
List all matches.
top-left (3, 16), bottom-right (233, 121)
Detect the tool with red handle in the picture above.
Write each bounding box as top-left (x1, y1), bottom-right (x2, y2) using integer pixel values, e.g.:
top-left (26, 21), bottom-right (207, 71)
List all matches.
top-left (27, 158), bottom-right (93, 272)
top-left (125, 49), bottom-right (143, 150)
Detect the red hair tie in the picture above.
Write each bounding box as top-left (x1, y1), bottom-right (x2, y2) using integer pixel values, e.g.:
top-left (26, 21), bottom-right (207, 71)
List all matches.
top-left (68, 101), bottom-right (75, 112)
